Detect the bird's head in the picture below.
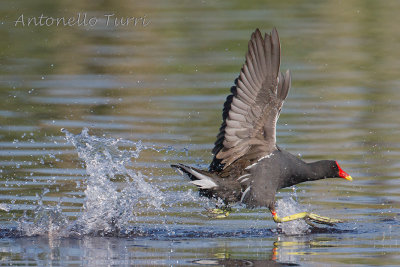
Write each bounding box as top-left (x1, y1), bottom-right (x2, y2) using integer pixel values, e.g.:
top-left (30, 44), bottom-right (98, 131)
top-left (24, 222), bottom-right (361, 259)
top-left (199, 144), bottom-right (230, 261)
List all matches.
top-left (332, 161), bottom-right (352, 181)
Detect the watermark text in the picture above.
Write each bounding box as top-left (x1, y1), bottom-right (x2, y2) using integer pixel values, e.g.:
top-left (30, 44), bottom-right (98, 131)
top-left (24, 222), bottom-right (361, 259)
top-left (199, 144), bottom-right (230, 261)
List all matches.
top-left (14, 13), bottom-right (150, 27)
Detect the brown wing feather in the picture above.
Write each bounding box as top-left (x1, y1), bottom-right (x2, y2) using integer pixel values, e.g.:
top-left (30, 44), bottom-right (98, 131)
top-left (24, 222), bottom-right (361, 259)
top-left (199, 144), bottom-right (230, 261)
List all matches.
top-left (209, 28), bottom-right (291, 171)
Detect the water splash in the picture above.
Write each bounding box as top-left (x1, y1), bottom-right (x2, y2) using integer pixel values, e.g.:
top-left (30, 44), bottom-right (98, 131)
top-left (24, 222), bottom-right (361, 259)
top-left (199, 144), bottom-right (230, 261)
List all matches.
top-left (18, 204), bottom-right (69, 238)
top-left (0, 203), bottom-right (10, 212)
top-left (18, 128), bottom-right (167, 237)
top-left (66, 128), bottom-right (167, 235)
top-left (275, 197), bottom-right (310, 235)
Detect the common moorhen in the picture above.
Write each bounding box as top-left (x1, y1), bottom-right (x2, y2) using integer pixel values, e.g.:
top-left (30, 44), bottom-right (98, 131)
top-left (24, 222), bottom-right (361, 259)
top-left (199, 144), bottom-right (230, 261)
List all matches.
top-left (172, 28), bottom-right (352, 225)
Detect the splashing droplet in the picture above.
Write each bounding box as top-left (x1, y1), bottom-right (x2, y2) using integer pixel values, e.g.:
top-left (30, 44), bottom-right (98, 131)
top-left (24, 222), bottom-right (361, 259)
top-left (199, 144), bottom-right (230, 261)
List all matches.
top-left (275, 197), bottom-right (310, 235)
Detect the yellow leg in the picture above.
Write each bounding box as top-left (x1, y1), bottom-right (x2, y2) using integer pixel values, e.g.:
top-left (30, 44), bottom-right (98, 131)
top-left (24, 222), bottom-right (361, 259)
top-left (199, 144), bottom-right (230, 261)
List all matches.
top-left (207, 207), bottom-right (231, 219)
top-left (271, 210), bottom-right (342, 226)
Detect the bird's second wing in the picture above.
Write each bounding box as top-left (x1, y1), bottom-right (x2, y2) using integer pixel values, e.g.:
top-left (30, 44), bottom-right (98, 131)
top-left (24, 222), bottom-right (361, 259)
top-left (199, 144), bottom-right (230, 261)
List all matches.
top-left (210, 28), bottom-right (291, 171)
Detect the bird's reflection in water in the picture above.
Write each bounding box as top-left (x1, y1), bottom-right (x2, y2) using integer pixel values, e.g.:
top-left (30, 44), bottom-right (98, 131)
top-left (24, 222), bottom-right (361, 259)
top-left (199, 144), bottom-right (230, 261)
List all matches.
top-left (194, 259), bottom-right (298, 266)
top-left (193, 235), bottom-right (338, 266)
top-left (194, 258), bottom-right (298, 266)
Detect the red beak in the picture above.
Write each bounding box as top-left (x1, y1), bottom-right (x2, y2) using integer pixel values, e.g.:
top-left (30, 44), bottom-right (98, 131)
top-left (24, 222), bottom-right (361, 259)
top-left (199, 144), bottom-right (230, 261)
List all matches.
top-left (336, 161), bottom-right (352, 181)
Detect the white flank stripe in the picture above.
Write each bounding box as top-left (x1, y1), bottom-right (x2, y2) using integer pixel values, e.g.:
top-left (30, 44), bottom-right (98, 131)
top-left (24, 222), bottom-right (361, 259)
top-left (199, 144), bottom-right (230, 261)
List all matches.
top-left (240, 177), bottom-right (249, 183)
top-left (257, 153), bottom-right (273, 162)
top-left (240, 186), bottom-right (251, 202)
top-left (244, 153), bottom-right (273, 170)
top-left (244, 162), bottom-right (258, 170)
top-left (237, 174), bottom-right (250, 181)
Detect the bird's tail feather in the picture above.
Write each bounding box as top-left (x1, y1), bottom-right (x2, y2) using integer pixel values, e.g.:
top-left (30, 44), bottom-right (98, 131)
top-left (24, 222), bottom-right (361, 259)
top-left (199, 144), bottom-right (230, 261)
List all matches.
top-left (171, 164), bottom-right (218, 189)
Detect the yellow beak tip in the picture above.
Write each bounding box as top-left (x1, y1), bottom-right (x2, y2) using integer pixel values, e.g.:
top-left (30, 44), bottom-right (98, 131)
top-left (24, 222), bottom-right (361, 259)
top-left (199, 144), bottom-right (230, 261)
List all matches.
top-left (345, 175), bottom-right (353, 181)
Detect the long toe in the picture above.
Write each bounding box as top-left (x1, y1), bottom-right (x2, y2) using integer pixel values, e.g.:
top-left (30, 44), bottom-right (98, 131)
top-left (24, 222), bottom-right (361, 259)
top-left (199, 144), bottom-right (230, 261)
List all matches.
top-left (205, 208), bottom-right (230, 219)
top-left (306, 213), bottom-right (343, 226)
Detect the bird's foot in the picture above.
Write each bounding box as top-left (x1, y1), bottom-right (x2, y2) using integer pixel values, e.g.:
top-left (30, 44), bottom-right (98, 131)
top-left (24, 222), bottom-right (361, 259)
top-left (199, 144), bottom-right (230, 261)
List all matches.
top-left (206, 207), bottom-right (231, 219)
top-left (272, 211), bottom-right (342, 226)
top-left (306, 213), bottom-right (343, 226)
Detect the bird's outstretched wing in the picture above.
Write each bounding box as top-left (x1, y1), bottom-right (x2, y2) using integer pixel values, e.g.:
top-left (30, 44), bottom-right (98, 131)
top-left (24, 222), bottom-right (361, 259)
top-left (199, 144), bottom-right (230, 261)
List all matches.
top-left (210, 28), bottom-right (291, 171)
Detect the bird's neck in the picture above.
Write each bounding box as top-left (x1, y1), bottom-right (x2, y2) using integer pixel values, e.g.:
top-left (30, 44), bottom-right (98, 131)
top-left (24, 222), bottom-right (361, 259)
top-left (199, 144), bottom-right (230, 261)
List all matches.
top-left (279, 159), bottom-right (334, 189)
top-left (302, 160), bottom-right (335, 182)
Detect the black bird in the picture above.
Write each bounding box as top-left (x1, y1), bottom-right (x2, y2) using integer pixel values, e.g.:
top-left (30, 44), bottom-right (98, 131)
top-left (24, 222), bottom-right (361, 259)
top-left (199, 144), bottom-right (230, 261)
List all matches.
top-left (172, 28), bottom-right (352, 225)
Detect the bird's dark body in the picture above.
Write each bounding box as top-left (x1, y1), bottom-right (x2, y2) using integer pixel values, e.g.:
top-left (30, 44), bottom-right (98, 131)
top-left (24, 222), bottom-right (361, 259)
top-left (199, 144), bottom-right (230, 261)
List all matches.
top-left (176, 147), bottom-right (339, 210)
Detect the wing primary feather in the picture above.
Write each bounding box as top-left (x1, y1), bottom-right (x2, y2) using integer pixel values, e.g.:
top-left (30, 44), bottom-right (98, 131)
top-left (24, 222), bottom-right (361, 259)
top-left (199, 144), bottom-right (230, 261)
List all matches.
top-left (270, 28), bottom-right (280, 77)
top-left (243, 64), bottom-right (260, 90)
top-left (237, 80), bottom-right (256, 101)
top-left (236, 88), bottom-right (254, 105)
top-left (250, 31), bottom-right (264, 83)
top-left (279, 70), bottom-right (291, 100)
top-left (239, 72), bottom-right (257, 95)
top-left (246, 51), bottom-right (262, 87)
top-left (263, 33), bottom-right (272, 81)
top-left (230, 102), bottom-right (248, 115)
top-left (255, 30), bottom-right (267, 75)
top-left (249, 36), bottom-right (264, 85)
top-left (232, 97), bottom-right (249, 111)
